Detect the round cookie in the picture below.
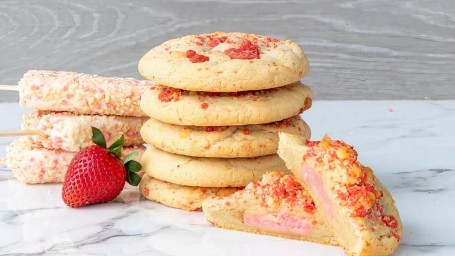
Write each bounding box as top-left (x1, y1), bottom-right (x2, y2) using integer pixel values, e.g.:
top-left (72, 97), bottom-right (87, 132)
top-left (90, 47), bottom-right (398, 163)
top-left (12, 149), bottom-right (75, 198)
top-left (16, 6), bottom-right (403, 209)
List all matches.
top-left (140, 146), bottom-right (289, 187)
top-left (140, 82), bottom-right (312, 126)
top-left (138, 32), bottom-right (309, 92)
top-left (141, 116), bottom-right (311, 158)
top-left (139, 174), bottom-right (239, 211)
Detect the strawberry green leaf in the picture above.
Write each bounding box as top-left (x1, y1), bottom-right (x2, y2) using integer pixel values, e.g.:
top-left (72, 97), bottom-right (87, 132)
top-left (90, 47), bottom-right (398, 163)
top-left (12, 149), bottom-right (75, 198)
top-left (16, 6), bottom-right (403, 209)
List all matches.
top-left (123, 152), bottom-right (138, 164)
top-left (92, 127), bottom-right (106, 149)
top-left (110, 145), bottom-right (122, 158)
top-left (125, 160), bottom-right (142, 173)
top-left (108, 135), bottom-right (124, 158)
top-left (127, 172), bottom-right (141, 186)
top-left (109, 135), bottom-right (125, 150)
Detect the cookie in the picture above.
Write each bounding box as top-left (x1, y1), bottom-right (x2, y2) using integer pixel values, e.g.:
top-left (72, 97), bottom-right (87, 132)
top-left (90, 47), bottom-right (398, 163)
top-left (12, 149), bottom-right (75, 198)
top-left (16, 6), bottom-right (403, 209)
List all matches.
top-left (138, 32), bottom-right (309, 92)
top-left (203, 172), bottom-right (339, 246)
top-left (140, 82), bottom-right (312, 126)
top-left (141, 116), bottom-right (310, 158)
top-left (139, 174), bottom-right (239, 211)
top-left (140, 146), bottom-right (289, 187)
top-left (278, 133), bottom-right (402, 256)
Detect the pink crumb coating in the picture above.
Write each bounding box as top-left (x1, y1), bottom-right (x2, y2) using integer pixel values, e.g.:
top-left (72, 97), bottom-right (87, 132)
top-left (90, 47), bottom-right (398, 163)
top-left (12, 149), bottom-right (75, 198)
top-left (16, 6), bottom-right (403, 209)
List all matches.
top-left (18, 70), bottom-right (156, 117)
top-left (6, 138), bottom-right (145, 184)
top-left (22, 110), bottom-right (147, 152)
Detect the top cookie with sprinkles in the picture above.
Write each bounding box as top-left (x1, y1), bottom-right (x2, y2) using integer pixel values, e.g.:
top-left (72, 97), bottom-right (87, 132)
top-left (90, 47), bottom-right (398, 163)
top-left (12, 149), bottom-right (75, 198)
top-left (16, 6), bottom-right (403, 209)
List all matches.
top-left (138, 32), bottom-right (309, 92)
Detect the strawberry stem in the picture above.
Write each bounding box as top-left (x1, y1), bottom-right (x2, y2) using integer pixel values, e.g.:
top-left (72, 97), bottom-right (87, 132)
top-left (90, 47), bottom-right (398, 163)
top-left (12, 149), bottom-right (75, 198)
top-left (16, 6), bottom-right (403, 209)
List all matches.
top-left (91, 127), bottom-right (107, 149)
top-left (125, 157), bottom-right (142, 186)
top-left (127, 169), bottom-right (141, 186)
top-left (108, 135), bottom-right (125, 158)
top-left (123, 152), bottom-right (138, 164)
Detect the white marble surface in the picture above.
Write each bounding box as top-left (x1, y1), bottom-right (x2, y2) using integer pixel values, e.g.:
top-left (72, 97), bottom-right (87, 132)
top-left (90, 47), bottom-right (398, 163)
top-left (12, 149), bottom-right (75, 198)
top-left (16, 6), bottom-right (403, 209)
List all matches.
top-left (1, 100), bottom-right (454, 255)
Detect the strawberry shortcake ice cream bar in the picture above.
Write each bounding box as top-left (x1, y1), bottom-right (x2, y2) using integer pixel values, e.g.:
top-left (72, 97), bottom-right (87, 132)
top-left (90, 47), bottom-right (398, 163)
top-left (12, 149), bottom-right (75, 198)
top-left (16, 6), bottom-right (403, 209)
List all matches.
top-left (203, 172), bottom-right (338, 246)
top-left (22, 110), bottom-right (146, 152)
top-left (278, 133), bottom-right (402, 256)
top-left (18, 70), bottom-right (155, 117)
top-left (6, 138), bottom-right (145, 184)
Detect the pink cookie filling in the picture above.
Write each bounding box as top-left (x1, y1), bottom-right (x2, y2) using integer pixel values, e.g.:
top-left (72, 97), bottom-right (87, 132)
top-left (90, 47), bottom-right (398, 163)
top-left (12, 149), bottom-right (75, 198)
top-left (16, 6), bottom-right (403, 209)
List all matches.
top-left (244, 211), bottom-right (313, 235)
top-left (300, 167), bottom-right (335, 220)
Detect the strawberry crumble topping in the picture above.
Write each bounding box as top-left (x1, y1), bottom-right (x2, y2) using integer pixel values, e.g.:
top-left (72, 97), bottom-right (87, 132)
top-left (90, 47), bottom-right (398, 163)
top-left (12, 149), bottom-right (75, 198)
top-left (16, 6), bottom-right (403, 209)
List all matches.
top-left (208, 36), bottom-right (228, 47)
top-left (245, 172), bottom-right (316, 213)
top-left (186, 50), bottom-right (209, 63)
top-left (225, 40), bottom-right (260, 59)
top-left (381, 215), bottom-right (398, 228)
top-left (158, 87), bottom-right (182, 102)
top-left (201, 102), bottom-right (209, 109)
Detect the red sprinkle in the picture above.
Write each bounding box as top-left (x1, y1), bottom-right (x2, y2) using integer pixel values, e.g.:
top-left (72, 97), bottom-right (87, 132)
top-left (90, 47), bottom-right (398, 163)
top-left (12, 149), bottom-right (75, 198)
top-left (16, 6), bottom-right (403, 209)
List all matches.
top-left (360, 172), bottom-right (368, 183)
top-left (194, 36), bottom-right (205, 46)
top-left (208, 36), bottom-right (227, 47)
top-left (201, 102), bottom-right (209, 109)
top-left (265, 36), bottom-right (280, 43)
top-left (306, 141), bottom-right (318, 147)
top-left (204, 126), bottom-right (229, 132)
top-left (365, 184), bottom-right (375, 192)
top-left (272, 182), bottom-right (286, 198)
top-left (304, 202), bottom-right (316, 214)
top-left (381, 215), bottom-right (398, 228)
top-left (158, 87), bottom-right (181, 102)
top-left (242, 128), bottom-right (250, 135)
top-left (186, 50), bottom-right (209, 63)
top-left (393, 233), bottom-right (401, 242)
top-left (353, 206), bottom-right (368, 218)
top-left (143, 187), bottom-right (149, 196)
top-left (225, 40), bottom-right (260, 59)
top-left (374, 202), bottom-right (384, 214)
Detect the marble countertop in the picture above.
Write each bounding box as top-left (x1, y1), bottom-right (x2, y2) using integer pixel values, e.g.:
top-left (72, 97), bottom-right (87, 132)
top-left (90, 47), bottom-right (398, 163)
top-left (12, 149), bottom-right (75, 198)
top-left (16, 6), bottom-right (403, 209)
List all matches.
top-left (1, 100), bottom-right (454, 255)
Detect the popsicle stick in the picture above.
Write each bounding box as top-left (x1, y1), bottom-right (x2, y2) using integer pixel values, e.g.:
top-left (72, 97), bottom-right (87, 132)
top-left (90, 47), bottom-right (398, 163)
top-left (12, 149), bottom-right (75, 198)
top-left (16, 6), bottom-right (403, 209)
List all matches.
top-left (0, 130), bottom-right (42, 137)
top-left (0, 85), bottom-right (19, 91)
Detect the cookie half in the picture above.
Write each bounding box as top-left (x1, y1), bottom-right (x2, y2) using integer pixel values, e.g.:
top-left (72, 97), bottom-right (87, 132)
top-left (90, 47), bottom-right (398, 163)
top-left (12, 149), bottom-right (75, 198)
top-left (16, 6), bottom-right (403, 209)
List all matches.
top-left (140, 146), bottom-right (288, 187)
top-left (140, 82), bottom-right (312, 126)
top-left (138, 32), bottom-right (309, 92)
top-left (278, 133), bottom-right (402, 256)
top-left (141, 116), bottom-right (310, 158)
top-left (139, 174), bottom-right (239, 211)
top-left (203, 172), bottom-right (339, 246)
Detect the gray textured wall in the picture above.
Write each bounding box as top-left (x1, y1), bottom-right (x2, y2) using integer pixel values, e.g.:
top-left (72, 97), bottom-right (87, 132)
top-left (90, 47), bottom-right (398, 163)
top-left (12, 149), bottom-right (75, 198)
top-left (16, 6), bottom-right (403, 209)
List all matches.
top-left (1, 0), bottom-right (454, 102)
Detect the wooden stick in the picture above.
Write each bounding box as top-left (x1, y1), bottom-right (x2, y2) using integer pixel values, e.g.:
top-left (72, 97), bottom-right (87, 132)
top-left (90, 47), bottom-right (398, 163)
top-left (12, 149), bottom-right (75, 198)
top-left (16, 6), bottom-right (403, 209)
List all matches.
top-left (0, 85), bottom-right (19, 91)
top-left (0, 130), bottom-right (42, 137)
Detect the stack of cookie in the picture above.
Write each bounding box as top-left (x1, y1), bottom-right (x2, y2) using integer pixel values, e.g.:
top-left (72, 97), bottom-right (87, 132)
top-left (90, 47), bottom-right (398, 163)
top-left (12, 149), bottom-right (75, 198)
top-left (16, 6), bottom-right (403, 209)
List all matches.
top-left (137, 32), bottom-right (313, 211)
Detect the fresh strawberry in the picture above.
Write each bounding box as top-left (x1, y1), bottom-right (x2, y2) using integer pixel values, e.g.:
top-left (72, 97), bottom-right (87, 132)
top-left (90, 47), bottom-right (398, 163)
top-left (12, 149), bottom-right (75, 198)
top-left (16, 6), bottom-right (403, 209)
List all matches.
top-left (62, 127), bottom-right (142, 208)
